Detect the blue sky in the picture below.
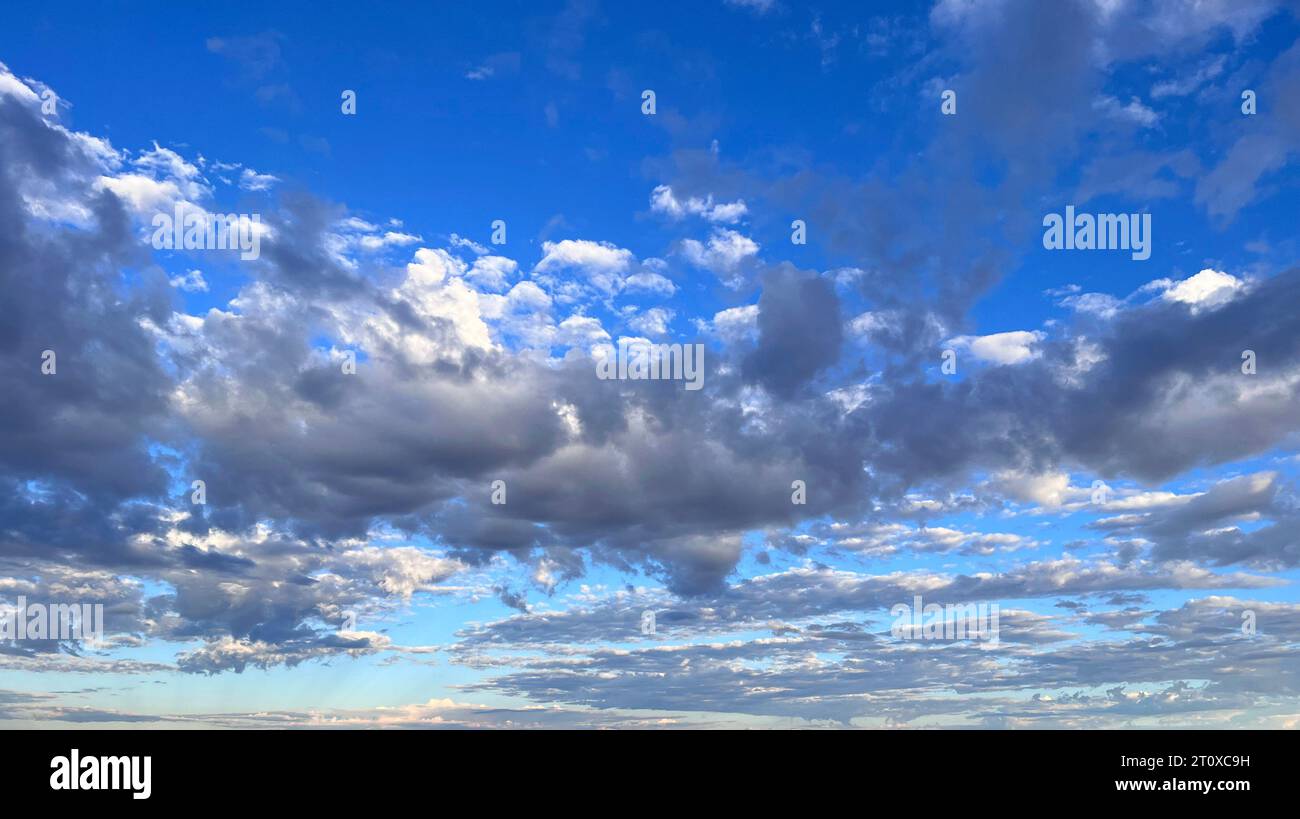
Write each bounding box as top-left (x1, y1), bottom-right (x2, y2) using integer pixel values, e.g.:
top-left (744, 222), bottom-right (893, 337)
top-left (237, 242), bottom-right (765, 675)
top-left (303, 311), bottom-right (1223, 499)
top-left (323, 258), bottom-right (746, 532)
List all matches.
top-left (1, 0), bottom-right (1300, 728)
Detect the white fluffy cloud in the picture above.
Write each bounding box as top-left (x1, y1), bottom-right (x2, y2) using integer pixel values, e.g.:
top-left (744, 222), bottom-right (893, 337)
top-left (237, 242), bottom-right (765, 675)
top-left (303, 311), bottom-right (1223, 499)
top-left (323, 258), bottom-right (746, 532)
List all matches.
top-left (948, 330), bottom-right (1045, 365)
top-left (649, 184), bottom-right (748, 224)
top-left (627, 307), bottom-right (675, 336)
top-left (704, 304), bottom-right (759, 343)
top-left (1146, 268), bottom-right (1245, 312)
top-left (535, 239), bottom-right (633, 277)
top-left (535, 239), bottom-right (636, 297)
top-left (680, 229), bottom-right (759, 286)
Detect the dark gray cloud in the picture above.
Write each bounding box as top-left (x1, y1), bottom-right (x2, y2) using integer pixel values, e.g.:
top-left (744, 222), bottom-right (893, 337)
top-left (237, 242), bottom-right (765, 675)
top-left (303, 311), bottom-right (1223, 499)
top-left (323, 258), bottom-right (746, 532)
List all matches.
top-left (0, 96), bottom-right (174, 513)
top-left (742, 264), bottom-right (843, 397)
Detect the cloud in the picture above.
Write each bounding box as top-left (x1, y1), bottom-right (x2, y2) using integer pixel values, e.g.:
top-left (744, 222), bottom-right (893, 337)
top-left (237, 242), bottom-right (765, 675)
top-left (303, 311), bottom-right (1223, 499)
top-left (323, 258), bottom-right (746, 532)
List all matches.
top-left (535, 238), bottom-right (633, 277)
top-left (947, 330), bottom-right (1045, 365)
top-left (724, 0), bottom-right (776, 14)
top-left (649, 184), bottom-right (748, 223)
top-left (238, 167), bottom-right (279, 191)
top-left (169, 269), bottom-right (208, 293)
top-left (1194, 39), bottom-right (1300, 220)
top-left (465, 52), bottom-right (521, 80)
top-left (1150, 54), bottom-right (1227, 98)
top-left (205, 32), bottom-right (285, 79)
top-left (741, 265), bottom-right (842, 398)
top-left (448, 566), bottom-right (1288, 723)
top-left (1092, 95), bottom-right (1159, 128)
top-left (1145, 268), bottom-right (1246, 312)
top-left (679, 229), bottom-right (759, 286)
top-left (627, 307), bottom-right (675, 336)
top-left (706, 304), bottom-right (759, 344)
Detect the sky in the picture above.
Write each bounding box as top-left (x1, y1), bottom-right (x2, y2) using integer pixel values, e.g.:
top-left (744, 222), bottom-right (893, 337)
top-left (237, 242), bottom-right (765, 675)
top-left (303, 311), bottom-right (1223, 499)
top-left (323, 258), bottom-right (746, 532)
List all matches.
top-left (1, 0), bottom-right (1299, 729)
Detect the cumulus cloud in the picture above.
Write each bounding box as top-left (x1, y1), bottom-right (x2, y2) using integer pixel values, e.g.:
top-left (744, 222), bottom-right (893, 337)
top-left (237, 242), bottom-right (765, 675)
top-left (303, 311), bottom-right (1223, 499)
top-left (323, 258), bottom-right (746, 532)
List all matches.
top-left (947, 330), bottom-right (1045, 366)
top-left (1144, 268), bottom-right (1246, 312)
top-left (649, 184), bottom-right (748, 223)
top-left (679, 229), bottom-right (759, 286)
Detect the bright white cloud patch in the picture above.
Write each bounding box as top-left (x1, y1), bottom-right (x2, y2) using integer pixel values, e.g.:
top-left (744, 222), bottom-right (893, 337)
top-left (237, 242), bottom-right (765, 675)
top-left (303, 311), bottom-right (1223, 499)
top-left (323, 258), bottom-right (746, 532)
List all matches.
top-left (649, 184), bottom-right (748, 223)
top-left (680, 229), bottom-right (759, 286)
top-left (1147, 268), bottom-right (1245, 312)
top-left (947, 330), bottom-right (1045, 365)
top-left (535, 239), bottom-right (634, 276)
